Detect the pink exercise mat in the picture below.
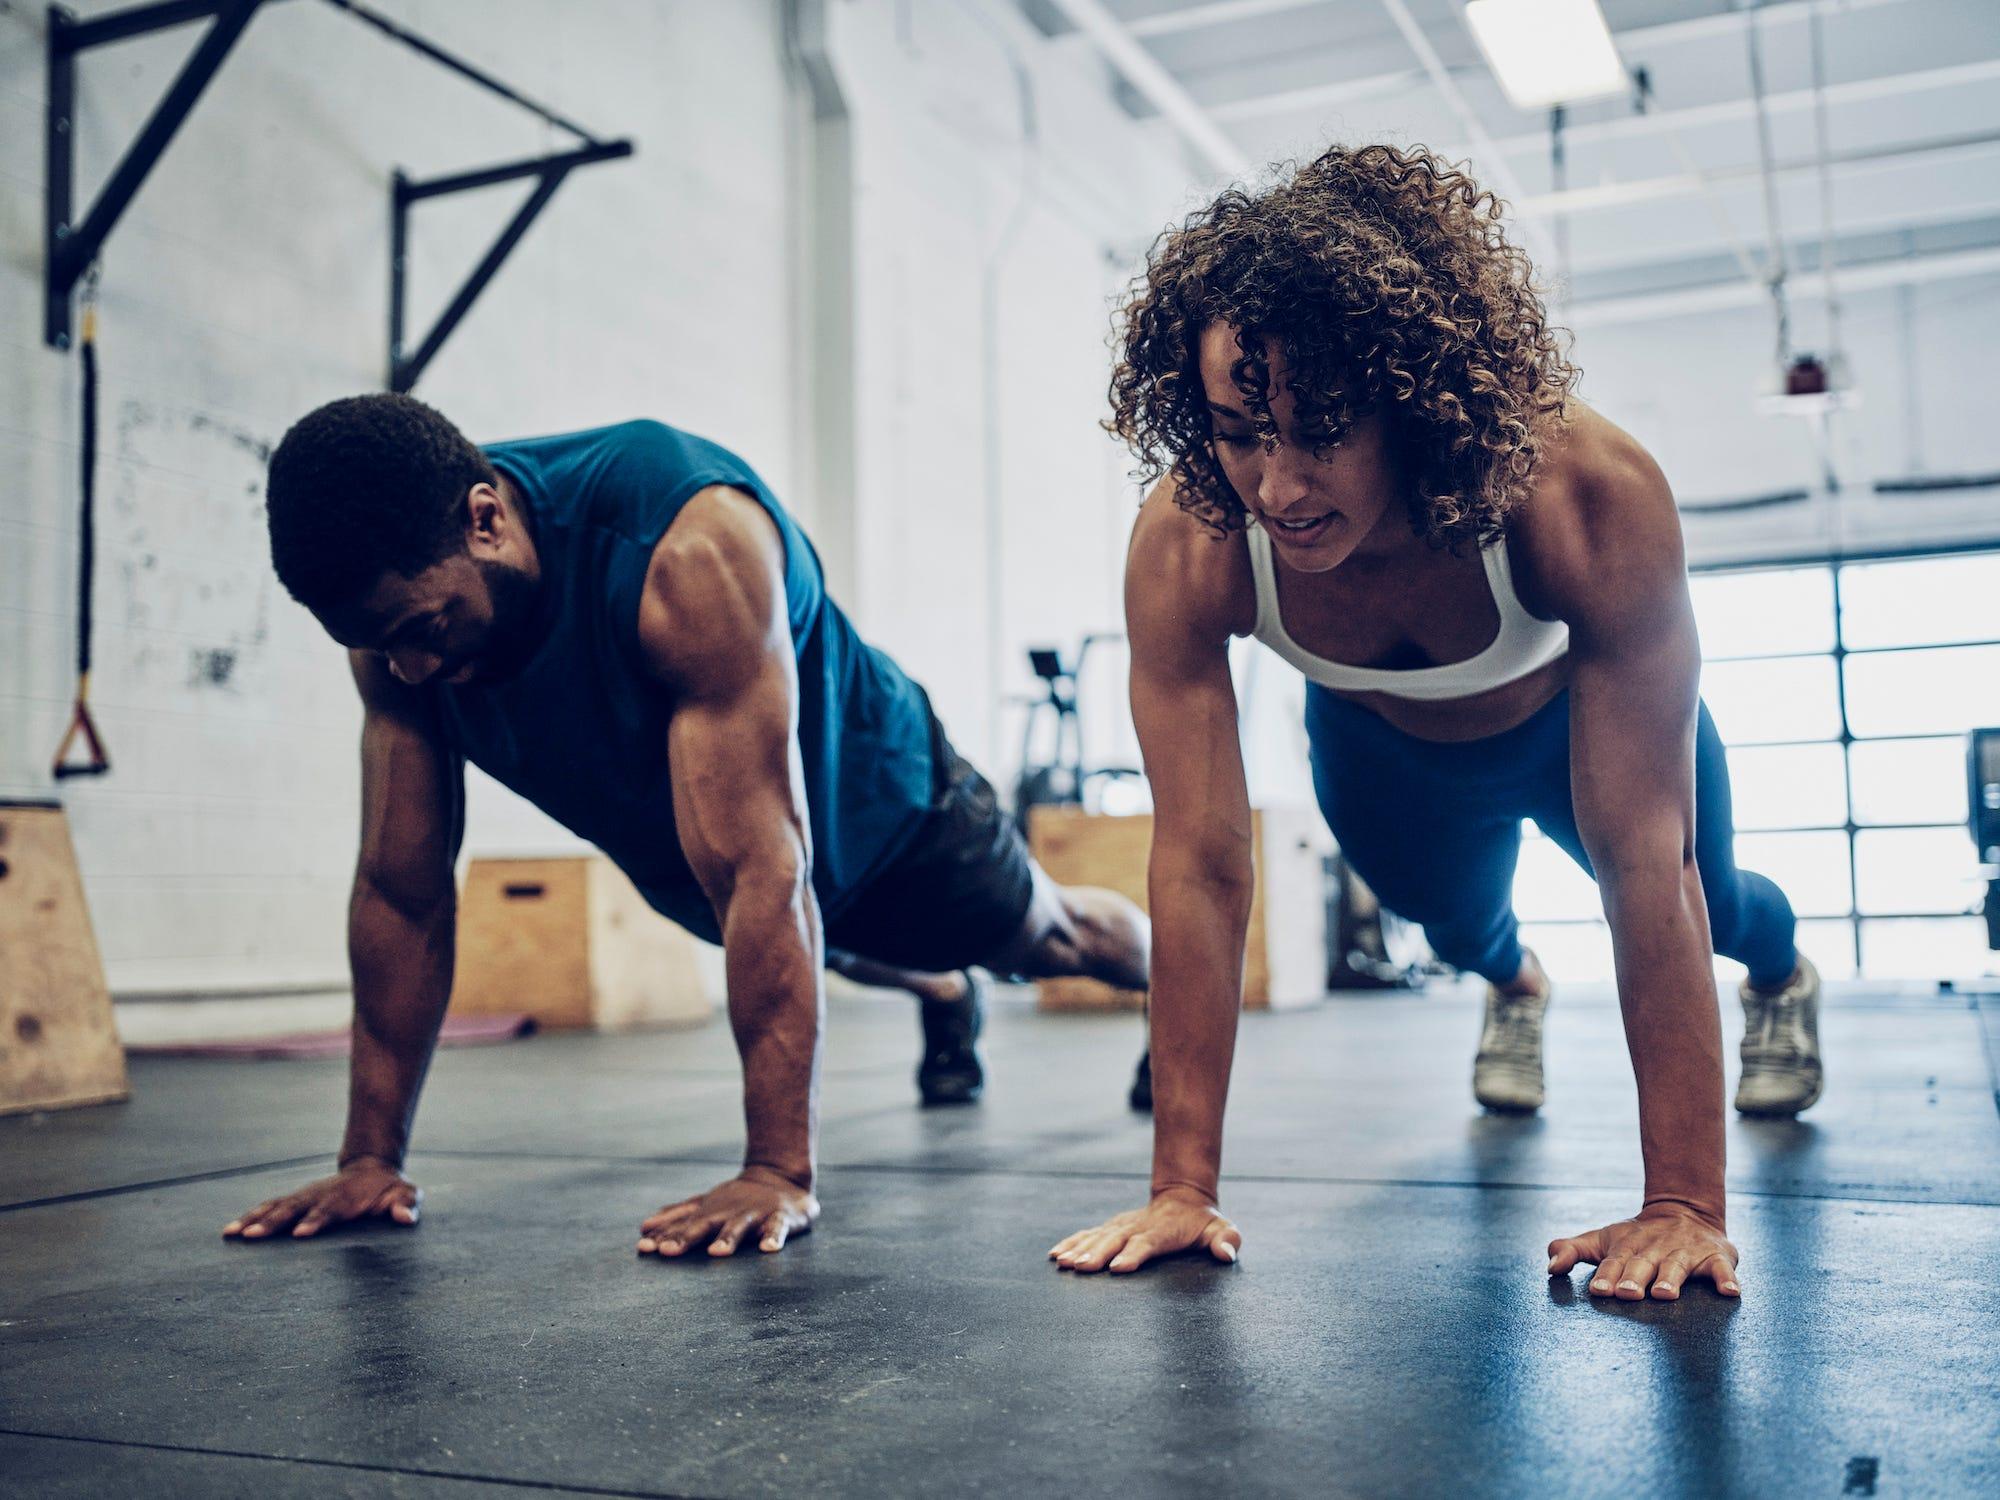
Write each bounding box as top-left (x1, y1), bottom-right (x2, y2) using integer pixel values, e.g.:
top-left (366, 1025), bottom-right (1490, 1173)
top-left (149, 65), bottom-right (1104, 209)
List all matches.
top-left (127, 1013), bottom-right (535, 1059)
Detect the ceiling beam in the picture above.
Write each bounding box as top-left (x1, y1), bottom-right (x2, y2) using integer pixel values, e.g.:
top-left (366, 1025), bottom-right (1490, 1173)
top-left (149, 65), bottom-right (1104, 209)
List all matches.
top-left (1039, 0), bottom-right (1250, 176)
top-left (1470, 57), bottom-right (2000, 162)
top-left (1126, 0), bottom-right (1337, 39)
top-left (1517, 127), bottom-right (2000, 217)
top-left (1567, 242), bottom-right (2000, 327)
top-left (1613, 0), bottom-right (1919, 53)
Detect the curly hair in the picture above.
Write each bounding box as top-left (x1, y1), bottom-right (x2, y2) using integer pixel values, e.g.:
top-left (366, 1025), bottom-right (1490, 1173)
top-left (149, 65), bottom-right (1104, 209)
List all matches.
top-left (266, 393), bottom-right (496, 612)
top-left (1108, 143), bottom-right (1577, 548)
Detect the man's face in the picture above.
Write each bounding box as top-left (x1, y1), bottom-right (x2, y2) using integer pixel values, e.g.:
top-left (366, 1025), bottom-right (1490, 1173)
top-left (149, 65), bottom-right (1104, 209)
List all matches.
top-left (319, 485), bottom-right (540, 688)
top-left (1197, 323), bottom-right (1402, 573)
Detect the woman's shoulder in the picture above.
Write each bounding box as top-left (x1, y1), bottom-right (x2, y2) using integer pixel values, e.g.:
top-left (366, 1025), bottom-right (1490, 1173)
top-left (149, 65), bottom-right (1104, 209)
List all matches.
top-left (1507, 403), bottom-right (1683, 620)
top-left (1127, 480), bottom-right (1259, 645)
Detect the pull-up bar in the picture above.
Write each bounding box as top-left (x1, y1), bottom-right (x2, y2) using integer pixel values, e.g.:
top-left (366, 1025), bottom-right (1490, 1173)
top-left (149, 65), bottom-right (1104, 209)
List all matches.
top-left (42, 0), bottom-right (636, 390)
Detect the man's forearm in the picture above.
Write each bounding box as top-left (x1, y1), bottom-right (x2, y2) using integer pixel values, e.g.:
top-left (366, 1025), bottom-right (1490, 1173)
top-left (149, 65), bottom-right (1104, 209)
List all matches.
top-left (1148, 864), bottom-right (1254, 1202)
top-left (340, 882), bottom-right (456, 1169)
top-left (1601, 856), bottom-right (1728, 1220)
top-left (719, 875), bottom-right (823, 1190)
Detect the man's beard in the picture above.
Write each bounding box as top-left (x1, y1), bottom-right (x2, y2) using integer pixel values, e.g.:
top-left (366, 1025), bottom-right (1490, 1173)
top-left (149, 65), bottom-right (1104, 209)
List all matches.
top-left (468, 557), bottom-right (544, 684)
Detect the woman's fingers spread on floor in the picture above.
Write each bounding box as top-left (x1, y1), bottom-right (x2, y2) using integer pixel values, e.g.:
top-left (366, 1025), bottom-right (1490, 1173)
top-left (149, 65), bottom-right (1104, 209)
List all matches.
top-left (1588, 1254), bottom-right (1627, 1297)
top-left (1699, 1253), bottom-right (1742, 1297)
top-left (1615, 1254), bottom-right (1660, 1299)
top-left (1107, 1233), bottom-right (1157, 1272)
top-left (1061, 1231), bottom-right (1123, 1271)
top-left (1650, 1250), bottom-right (1696, 1300)
top-left (1203, 1222), bottom-right (1242, 1265)
top-left (1547, 1228), bottom-right (1605, 1274)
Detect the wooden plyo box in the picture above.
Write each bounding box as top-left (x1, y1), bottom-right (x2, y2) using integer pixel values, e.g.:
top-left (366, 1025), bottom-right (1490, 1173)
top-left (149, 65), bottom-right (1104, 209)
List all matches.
top-left (450, 855), bottom-right (716, 1032)
top-left (0, 802), bottom-right (129, 1116)
top-left (1027, 805), bottom-right (1331, 1013)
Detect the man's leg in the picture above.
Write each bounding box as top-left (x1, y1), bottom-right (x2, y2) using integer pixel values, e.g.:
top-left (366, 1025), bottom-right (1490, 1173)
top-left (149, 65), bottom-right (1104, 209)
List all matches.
top-left (978, 864), bottom-right (1152, 989)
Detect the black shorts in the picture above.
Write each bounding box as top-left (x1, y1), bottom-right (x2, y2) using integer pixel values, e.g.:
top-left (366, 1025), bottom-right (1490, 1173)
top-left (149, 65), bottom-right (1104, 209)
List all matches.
top-left (824, 712), bottom-right (1036, 973)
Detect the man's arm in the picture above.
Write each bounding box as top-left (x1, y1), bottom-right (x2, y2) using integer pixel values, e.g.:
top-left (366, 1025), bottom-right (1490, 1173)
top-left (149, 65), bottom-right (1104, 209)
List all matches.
top-left (226, 653), bottom-right (462, 1240)
top-left (1528, 438), bottom-right (1740, 1301)
top-left (632, 487), bottom-right (822, 1259)
top-left (1052, 488), bottom-right (1251, 1274)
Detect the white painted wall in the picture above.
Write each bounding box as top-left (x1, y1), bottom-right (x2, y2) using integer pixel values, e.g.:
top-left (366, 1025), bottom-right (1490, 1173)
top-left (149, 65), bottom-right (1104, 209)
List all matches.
top-left (0, 0), bottom-right (1192, 995)
top-left (1, 0), bottom-right (797, 992)
top-left (818, 0), bottom-right (1188, 775)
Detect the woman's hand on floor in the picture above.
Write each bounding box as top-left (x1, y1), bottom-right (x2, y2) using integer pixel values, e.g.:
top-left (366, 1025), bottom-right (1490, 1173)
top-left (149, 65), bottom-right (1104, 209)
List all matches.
top-left (1049, 1187), bottom-right (1241, 1273)
top-left (637, 1167), bottom-right (819, 1258)
top-left (223, 1157), bottom-right (420, 1241)
top-left (1547, 1203), bottom-right (1740, 1300)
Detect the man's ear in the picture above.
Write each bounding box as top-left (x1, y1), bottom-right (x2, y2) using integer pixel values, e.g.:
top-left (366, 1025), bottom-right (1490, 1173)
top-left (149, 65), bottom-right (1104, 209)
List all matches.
top-left (466, 482), bottom-right (504, 550)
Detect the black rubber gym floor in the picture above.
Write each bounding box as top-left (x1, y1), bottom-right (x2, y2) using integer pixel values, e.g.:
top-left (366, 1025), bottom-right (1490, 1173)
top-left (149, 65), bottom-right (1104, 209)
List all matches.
top-left (4, 985), bottom-right (1997, 1498)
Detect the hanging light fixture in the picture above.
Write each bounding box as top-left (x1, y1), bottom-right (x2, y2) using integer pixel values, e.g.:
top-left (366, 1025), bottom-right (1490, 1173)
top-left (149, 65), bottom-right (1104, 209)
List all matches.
top-left (1464, 0), bottom-right (1628, 111)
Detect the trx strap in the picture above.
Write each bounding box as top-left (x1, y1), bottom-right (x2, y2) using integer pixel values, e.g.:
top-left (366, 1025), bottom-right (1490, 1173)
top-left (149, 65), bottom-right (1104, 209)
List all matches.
top-left (53, 265), bottom-right (110, 780)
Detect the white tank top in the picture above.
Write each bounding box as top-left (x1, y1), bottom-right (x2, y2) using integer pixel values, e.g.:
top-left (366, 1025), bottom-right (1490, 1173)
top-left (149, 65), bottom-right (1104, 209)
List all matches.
top-left (1246, 524), bottom-right (1570, 702)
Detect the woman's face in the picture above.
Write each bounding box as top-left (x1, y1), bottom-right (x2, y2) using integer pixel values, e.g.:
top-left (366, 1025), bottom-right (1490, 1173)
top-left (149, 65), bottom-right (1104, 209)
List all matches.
top-left (1197, 323), bottom-right (1402, 573)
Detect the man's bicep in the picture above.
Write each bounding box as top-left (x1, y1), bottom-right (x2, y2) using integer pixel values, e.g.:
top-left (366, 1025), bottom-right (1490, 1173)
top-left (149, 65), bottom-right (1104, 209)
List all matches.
top-left (352, 652), bottom-right (461, 908)
top-left (667, 646), bottom-right (811, 899)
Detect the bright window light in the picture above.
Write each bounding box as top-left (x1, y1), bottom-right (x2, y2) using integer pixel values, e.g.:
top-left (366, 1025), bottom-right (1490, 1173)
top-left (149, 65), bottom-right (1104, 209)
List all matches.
top-left (1464, 0), bottom-right (1629, 110)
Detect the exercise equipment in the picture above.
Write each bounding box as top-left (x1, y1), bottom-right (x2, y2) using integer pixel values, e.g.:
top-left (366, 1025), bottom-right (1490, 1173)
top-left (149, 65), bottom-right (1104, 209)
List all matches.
top-left (51, 266), bottom-right (108, 780)
top-left (42, 0), bottom-right (634, 391)
top-left (1011, 633), bottom-right (1140, 831)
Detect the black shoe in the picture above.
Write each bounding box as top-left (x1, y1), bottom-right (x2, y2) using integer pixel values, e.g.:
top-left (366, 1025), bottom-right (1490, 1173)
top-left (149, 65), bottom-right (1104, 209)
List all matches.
top-left (1128, 1049), bottom-right (1152, 1113)
top-left (917, 970), bottom-right (987, 1106)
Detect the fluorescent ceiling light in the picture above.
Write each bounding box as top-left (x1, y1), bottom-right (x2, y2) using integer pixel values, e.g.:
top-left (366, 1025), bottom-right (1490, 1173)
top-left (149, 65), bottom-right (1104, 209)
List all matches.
top-left (1464, 0), bottom-right (1629, 110)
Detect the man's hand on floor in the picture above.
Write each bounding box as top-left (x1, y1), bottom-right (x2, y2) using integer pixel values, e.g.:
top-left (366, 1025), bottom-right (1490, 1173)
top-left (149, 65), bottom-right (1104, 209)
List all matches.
top-left (1547, 1203), bottom-right (1740, 1300)
top-left (1050, 1186), bottom-right (1242, 1273)
top-left (223, 1157), bottom-right (420, 1241)
top-left (638, 1167), bottom-right (819, 1258)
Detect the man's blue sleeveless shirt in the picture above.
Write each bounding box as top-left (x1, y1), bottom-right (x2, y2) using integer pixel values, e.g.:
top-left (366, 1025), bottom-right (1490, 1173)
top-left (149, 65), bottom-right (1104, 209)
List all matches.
top-left (433, 420), bottom-right (935, 944)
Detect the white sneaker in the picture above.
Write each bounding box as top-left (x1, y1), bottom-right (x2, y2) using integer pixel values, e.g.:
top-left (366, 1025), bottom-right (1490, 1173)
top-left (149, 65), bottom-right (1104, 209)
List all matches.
top-left (1735, 953), bottom-right (1824, 1117)
top-left (1474, 978), bottom-right (1551, 1113)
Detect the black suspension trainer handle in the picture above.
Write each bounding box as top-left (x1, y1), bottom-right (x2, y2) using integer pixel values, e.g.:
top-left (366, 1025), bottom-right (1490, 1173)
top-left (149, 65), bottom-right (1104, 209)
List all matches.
top-left (53, 270), bottom-right (110, 780)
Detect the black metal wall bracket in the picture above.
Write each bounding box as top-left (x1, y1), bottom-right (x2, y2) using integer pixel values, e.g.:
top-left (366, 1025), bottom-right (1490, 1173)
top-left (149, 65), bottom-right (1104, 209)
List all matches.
top-left (42, 0), bottom-right (636, 393)
top-left (388, 138), bottom-right (632, 393)
top-left (44, 0), bottom-right (267, 349)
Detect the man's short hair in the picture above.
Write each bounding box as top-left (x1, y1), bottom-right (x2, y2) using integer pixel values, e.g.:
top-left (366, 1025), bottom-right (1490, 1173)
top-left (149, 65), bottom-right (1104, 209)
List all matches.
top-left (265, 393), bottom-right (498, 612)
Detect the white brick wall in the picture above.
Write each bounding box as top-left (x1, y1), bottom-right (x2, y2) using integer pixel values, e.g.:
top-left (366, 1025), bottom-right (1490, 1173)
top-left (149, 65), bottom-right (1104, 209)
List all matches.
top-left (0, 0), bottom-right (1193, 994)
top-left (1, 0), bottom-right (800, 991)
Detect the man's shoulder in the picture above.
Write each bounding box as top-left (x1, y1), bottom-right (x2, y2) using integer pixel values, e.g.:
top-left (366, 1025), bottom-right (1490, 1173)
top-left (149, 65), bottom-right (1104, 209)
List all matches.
top-left (635, 488), bottom-right (790, 689)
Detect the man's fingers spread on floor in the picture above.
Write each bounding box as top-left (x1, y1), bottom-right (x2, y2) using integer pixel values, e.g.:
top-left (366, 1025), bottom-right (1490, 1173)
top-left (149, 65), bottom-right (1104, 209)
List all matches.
top-left (709, 1213), bottom-right (761, 1257)
top-left (1206, 1224), bottom-right (1242, 1265)
top-left (1699, 1253), bottom-right (1742, 1296)
top-left (758, 1212), bottom-right (790, 1253)
top-left (292, 1209), bottom-right (330, 1238)
top-left (390, 1200), bottom-right (419, 1225)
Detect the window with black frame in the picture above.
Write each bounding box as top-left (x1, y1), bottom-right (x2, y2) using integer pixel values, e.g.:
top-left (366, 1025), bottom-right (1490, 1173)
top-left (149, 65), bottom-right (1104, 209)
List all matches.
top-left (1514, 549), bottom-right (2000, 982)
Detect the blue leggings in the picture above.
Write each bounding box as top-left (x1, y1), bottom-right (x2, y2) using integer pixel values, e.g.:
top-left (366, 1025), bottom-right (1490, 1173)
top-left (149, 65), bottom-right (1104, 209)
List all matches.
top-left (1305, 686), bottom-right (1798, 990)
